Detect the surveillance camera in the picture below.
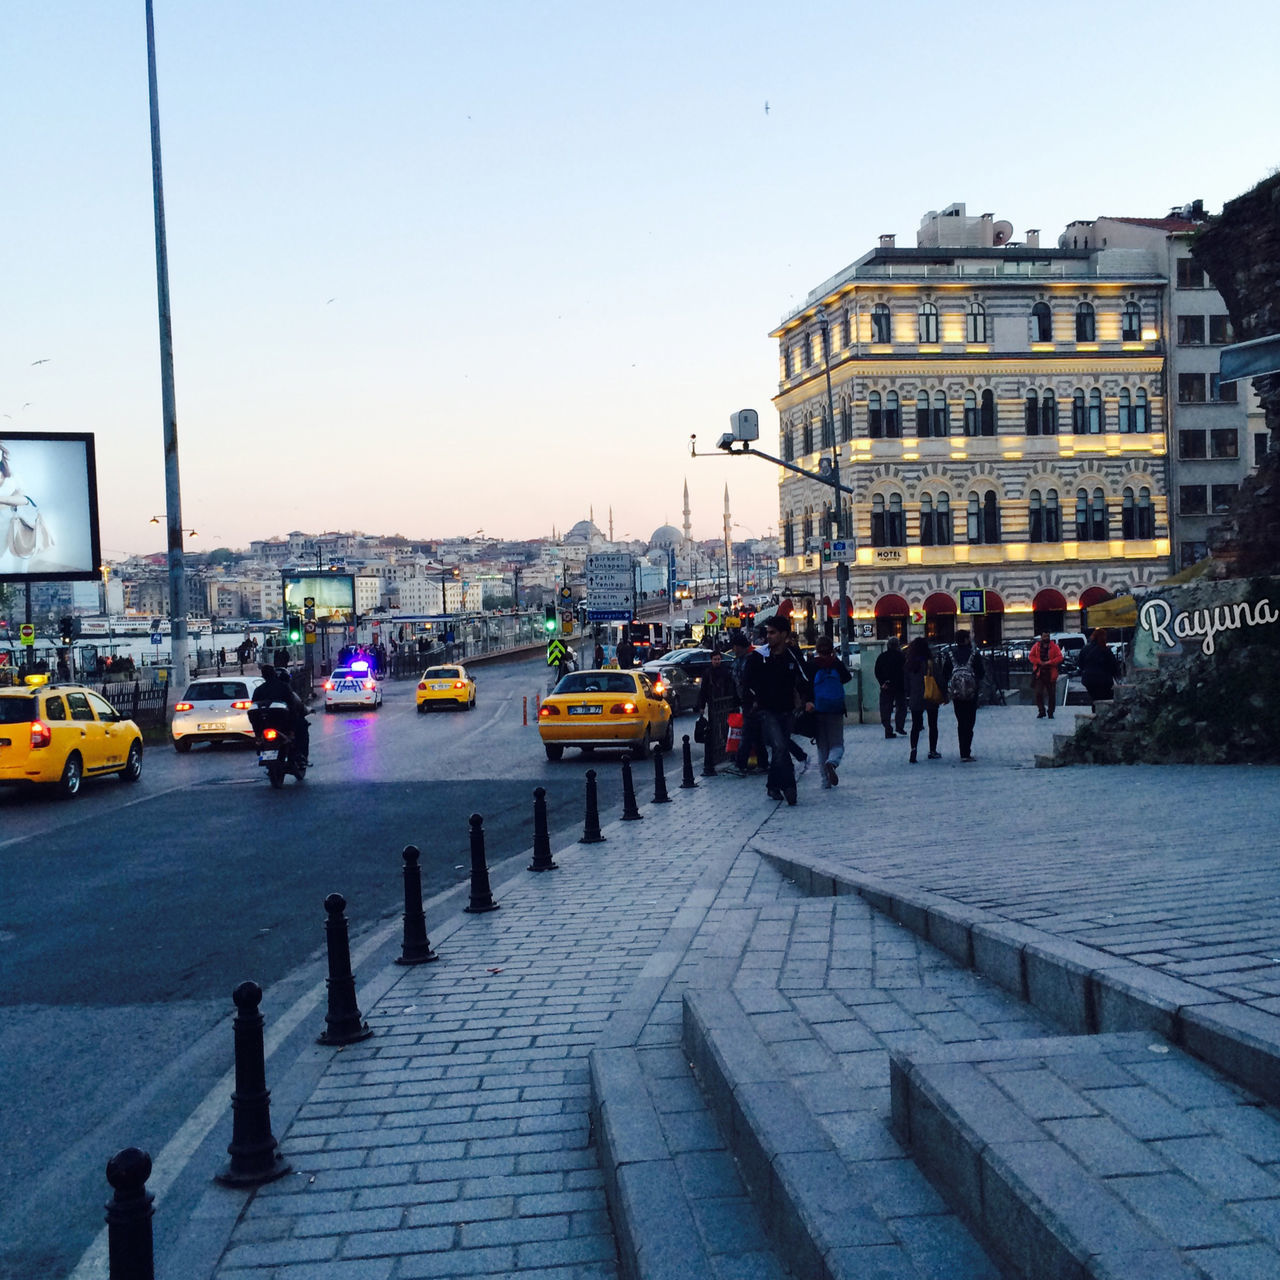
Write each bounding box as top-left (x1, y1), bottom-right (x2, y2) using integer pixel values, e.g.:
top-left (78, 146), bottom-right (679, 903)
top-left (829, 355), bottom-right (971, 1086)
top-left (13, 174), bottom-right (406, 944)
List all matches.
top-left (717, 433), bottom-right (735, 450)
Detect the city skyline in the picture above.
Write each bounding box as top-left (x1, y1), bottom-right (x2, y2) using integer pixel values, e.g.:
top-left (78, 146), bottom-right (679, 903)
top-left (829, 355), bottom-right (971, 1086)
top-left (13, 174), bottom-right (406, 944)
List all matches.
top-left (4, 2), bottom-right (1276, 557)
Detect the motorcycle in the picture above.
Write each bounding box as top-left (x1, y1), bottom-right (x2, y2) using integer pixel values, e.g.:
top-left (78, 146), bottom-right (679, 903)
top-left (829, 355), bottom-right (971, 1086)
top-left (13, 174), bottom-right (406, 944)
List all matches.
top-left (249, 703), bottom-right (308, 788)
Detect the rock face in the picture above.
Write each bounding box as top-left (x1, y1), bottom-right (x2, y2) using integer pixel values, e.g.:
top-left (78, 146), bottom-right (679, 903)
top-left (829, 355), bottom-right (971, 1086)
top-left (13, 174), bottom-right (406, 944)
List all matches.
top-left (1192, 173), bottom-right (1280, 576)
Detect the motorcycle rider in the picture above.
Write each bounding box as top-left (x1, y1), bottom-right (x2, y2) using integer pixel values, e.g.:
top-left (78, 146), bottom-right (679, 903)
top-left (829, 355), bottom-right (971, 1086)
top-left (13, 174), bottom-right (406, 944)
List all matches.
top-left (251, 663), bottom-right (310, 766)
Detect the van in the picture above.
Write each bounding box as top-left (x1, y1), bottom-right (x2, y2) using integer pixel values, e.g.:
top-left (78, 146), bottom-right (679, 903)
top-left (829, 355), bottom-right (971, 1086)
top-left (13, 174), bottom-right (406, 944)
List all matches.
top-left (1050, 632), bottom-right (1087, 669)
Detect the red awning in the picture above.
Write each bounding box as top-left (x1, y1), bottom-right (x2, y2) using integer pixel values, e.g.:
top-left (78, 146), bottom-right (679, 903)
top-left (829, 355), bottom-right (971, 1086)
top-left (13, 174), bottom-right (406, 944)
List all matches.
top-left (777, 598), bottom-right (794, 616)
top-left (1033, 588), bottom-right (1068, 611)
top-left (874, 593), bottom-right (910, 617)
top-left (1079, 586), bottom-right (1111, 608)
top-left (924, 591), bottom-right (956, 615)
top-left (984, 590), bottom-right (1005, 614)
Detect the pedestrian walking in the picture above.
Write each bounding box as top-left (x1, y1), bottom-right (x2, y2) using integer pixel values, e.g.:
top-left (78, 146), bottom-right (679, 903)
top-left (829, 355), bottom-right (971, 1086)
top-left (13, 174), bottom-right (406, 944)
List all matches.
top-left (1029, 631), bottom-right (1064, 719)
top-left (723, 631), bottom-right (768, 776)
top-left (742, 614), bottom-right (813, 806)
top-left (616, 635), bottom-right (635, 669)
top-left (593, 641), bottom-right (604, 667)
top-left (904, 636), bottom-right (945, 763)
top-left (874, 636), bottom-right (907, 737)
top-left (696, 648), bottom-right (736, 756)
top-left (808, 635), bottom-right (852, 788)
top-left (1078, 628), bottom-right (1121, 706)
top-left (947, 628), bottom-right (985, 762)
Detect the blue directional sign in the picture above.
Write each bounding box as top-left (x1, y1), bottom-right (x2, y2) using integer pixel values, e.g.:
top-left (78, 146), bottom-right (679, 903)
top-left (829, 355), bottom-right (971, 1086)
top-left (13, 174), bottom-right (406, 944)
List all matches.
top-left (150, 632), bottom-right (164, 645)
top-left (586, 609), bottom-right (632, 622)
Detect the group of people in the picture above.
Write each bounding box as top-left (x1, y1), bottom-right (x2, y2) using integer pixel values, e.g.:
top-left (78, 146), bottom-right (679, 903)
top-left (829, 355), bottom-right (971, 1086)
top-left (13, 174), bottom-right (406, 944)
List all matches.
top-left (873, 631), bottom-right (986, 763)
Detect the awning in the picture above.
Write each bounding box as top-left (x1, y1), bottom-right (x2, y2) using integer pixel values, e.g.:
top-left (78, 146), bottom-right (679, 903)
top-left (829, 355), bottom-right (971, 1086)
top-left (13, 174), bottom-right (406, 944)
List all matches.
top-left (1081, 557), bottom-right (1216, 630)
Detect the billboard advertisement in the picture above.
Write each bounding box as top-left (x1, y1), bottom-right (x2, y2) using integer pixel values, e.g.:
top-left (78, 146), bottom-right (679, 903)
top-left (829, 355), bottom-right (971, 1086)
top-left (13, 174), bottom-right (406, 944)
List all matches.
top-left (282, 573), bottom-right (356, 622)
top-left (0, 432), bottom-right (101, 581)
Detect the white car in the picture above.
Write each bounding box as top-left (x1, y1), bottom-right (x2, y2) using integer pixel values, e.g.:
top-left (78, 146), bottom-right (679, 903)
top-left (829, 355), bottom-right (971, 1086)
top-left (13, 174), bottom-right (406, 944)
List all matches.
top-left (172, 676), bottom-right (265, 751)
top-left (324, 662), bottom-right (383, 712)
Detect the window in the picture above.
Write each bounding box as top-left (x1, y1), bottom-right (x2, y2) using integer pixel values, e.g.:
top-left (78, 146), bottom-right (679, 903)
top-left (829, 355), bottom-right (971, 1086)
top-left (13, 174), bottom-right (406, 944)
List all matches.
top-left (1179, 485), bottom-right (1207, 515)
top-left (1118, 389), bottom-right (1132, 432)
top-left (1257, 433), bottom-right (1271, 467)
top-left (884, 391), bottom-right (901, 438)
top-left (1177, 315), bottom-right (1206, 345)
top-left (802, 335), bottom-right (813, 369)
top-left (1075, 301), bottom-right (1096, 342)
top-left (1176, 259), bottom-right (1206, 289)
top-left (43, 695), bottom-right (67, 722)
top-left (1076, 487), bottom-right (1108, 540)
top-left (841, 312), bottom-right (852, 348)
top-left (979, 389), bottom-right (995, 436)
top-left (920, 493), bottom-right (952, 546)
top-left (916, 392), bottom-right (930, 437)
top-left (1134, 388), bottom-right (1149, 433)
top-left (1028, 489), bottom-right (1043, 541)
top-left (784, 346), bottom-right (794, 378)
top-left (868, 391), bottom-right (883, 437)
top-left (918, 303), bottom-right (939, 344)
top-left (783, 518), bottom-right (795, 557)
top-left (87, 692), bottom-right (119, 723)
top-left (1122, 487), bottom-right (1155, 539)
top-left (66, 692), bottom-right (94, 722)
top-left (963, 391), bottom-right (978, 436)
top-left (1072, 389), bottom-right (1087, 433)
top-left (1121, 302), bottom-right (1142, 341)
top-left (1178, 374), bottom-right (1206, 403)
top-left (1029, 488), bottom-right (1062, 543)
top-left (929, 391), bottom-right (949, 438)
top-left (840, 405), bottom-right (853, 442)
top-left (1181, 540), bottom-right (1209, 568)
top-left (966, 302), bottom-right (987, 343)
top-left (802, 510), bottom-right (813, 543)
top-left (782, 426), bottom-right (794, 462)
top-left (1025, 391), bottom-right (1039, 434)
top-left (1210, 428), bottom-right (1238, 459)
top-left (871, 303), bottom-right (891, 344)
top-left (871, 494), bottom-right (906, 547)
top-left (802, 418), bottom-right (814, 453)
top-left (1211, 484), bottom-right (1238, 514)
top-left (1208, 315), bottom-right (1235, 345)
top-left (1179, 430), bottom-right (1207, 459)
top-left (1210, 374), bottom-right (1238, 403)
top-left (820, 409), bottom-right (834, 449)
top-left (1089, 388), bottom-right (1103, 433)
top-left (1040, 389), bottom-right (1057, 435)
top-left (966, 490), bottom-right (1001, 544)
top-left (1031, 301), bottom-right (1052, 342)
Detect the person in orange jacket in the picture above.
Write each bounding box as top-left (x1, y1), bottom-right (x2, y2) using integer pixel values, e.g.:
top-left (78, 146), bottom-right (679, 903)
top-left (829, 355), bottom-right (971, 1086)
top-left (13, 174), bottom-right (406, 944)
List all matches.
top-left (1029, 631), bottom-right (1064, 719)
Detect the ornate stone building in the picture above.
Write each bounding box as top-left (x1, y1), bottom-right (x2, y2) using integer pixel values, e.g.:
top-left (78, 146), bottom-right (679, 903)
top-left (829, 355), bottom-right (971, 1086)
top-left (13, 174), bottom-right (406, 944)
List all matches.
top-left (771, 203), bottom-right (1172, 642)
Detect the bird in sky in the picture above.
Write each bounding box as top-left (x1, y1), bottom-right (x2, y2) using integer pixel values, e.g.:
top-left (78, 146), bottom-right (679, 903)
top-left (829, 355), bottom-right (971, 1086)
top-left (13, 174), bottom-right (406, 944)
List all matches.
top-left (764, 101), bottom-right (770, 115)
top-left (326, 297), bottom-right (336, 304)
top-left (30, 358), bottom-right (50, 365)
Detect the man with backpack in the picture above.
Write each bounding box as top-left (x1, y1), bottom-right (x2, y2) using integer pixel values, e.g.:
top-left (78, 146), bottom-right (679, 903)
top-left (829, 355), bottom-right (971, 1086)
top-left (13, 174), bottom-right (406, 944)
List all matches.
top-left (807, 635), bottom-right (853, 788)
top-left (945, 628), bottom-right (985, 762)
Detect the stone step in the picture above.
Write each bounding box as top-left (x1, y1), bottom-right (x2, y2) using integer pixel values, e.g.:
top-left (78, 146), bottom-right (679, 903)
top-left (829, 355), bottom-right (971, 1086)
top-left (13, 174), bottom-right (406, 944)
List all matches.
top-left (891, 1034), bottom-right (1280, 1278)
top-left (1035, 753), bottom-right (1067, 769)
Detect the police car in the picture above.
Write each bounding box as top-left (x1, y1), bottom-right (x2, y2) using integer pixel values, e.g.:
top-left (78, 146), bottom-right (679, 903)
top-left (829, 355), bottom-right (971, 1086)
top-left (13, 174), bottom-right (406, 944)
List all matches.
top-left (323, 660), bottom-right (383, 712)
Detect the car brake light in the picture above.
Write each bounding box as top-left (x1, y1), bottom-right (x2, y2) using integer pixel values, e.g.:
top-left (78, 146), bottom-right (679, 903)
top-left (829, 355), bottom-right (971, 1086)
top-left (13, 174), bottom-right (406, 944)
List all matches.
top-left (609, 701), bottom-right (638, 714)
top-left (230, 700), bottom-right (252, 709)
top-left (324, 681), bottom-right (334, 690)
top-left (30, 721), bottom-right (52, 749)
top-left (363, 680), bottom-right (375, 690)
top-left (174, 702), bottom-right (193, 712)
top-left (263, 727), bottom-right (278, 740)
top-left (453, 681), bottom-right (464, 688)
top-left (539, 705), bottom-right (560, 717)
top-left (651, 679), bottom-right (665, 694)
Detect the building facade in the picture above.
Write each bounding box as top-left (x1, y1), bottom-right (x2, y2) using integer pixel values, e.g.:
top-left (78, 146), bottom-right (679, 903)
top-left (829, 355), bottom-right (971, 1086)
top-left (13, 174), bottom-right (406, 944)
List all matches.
top-left (771, 204), bottom-right (1173, 642)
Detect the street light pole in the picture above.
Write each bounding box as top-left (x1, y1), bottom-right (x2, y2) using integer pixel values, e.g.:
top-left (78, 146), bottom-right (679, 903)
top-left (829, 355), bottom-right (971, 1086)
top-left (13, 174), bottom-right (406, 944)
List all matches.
top-left (815, 306), bottom-right (851, 658)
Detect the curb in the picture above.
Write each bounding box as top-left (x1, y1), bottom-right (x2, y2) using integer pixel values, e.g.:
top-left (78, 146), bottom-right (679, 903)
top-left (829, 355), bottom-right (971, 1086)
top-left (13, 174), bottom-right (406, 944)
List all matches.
top-left (751, 841), bottom-right (1280, 1107)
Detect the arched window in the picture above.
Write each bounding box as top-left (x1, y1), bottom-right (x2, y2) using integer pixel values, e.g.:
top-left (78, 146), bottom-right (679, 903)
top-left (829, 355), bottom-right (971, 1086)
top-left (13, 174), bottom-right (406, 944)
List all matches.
top-left (782, 426), bottom-right (795, 462)
top-left (1122, 301), bottom-right (1142, 342)
top-left (1040, 389), bottom-right (1057, 435)
top-left (840, 403), bottom-right (853, 442)
top-left (1028, 488), bottom-right (1043, 540)
top-left (932, 390), bottom-right (949, 437)
top-left (967, 490), bottom-right (1001, 544)
top-left (784, 346), bottom-right (795, 378)
top-left (916, 391), bottom-right (930, 437)
top-left (980, 389), bottom-right (996, 435)
top-left (919, 493), bottom-right (935, 546)
top-left (966, 302), bottom-right (987, 344)
top-left (1122, 487), bottom-right (1135, 538)
top-left (1076, 301), bottom-right (1096, 342)
top-left (871, 303), bottom-right (891, 344)
top-left (820, 408), bottom-right (834, 449)
top-left (1137, 486), bottom-right (1154, 538)
top-left (1076, 487), bottom-right (1108, 541)
top-left (887, 493), bottom-right (905, 546)
top-left (783, 515), bottom-right (795, 557)
top-left (871, 495), bottom-right (886, 547)
top-left (1117, 388), bottom-right (1132, 433)
top-left (802, 417), bottom-right (814, 453)
top-left (963, 391), bottom-right (978, 436)
top-left (936, 492), bottom-right (952, 545)
top-left (868, 391), bottom-right (883, 437)
top-left (1031, 301), bottom-right (1053, 342)
top-left (1025, 390), bottom-right (1039, 434)
top-left (918, 302), bottom-right (939, 344)
top-left (1032, 489), bottom-right (1062, 542)
top-left (884, 391), bottom-right (901, 438)
top-left (1134, 388), bottom-right (1149, 433)
top-left (1089, 387), bottom-right (1103, 433)
top-left (1072, 389), bottom-right (1087, 433)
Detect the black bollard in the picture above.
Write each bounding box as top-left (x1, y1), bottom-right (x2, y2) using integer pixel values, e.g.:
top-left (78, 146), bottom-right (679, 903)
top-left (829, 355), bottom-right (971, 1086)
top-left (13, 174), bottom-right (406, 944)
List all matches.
top-left (464, 813), bottom-right (500, 912)
top-left (105, 1147), bottom-right (154, 1280)
top-left (680, 734), bottom-right (698, 789)
top-left (317, 894), bottom-right (373, 1045)
top-left (701, 708), bottom-right (718, 777)
top-left (620, 758), bottom-right (643, 820)
top-left (218, 981), bottom-right (291, 1185)
top-left (529, 786), bottom-right (558, 871)
top-left (652, 748), bottom-right (671, 804)
top-left (580, 769), bottom-right (605, 843)
top-left (396, 845), bottom-right (438, 964)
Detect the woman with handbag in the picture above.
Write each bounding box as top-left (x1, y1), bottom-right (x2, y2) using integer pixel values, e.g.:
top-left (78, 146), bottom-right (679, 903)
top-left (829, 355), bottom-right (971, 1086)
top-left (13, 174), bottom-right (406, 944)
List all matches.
top-left (1, 440), bottom-right (52, 574)
top-left (904, 636), bottom-right (945, 763)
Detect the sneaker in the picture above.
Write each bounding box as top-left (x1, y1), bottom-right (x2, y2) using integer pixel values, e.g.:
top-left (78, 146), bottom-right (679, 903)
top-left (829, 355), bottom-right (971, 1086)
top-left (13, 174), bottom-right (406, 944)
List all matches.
top-left (927, 751), bottom-right (941, 760)
top-left (823, 762), bottom-right (839, 787)
top-left (1037, 711), bottom-right (1046, 719)
top-left (884, 730), bottom-right (896, 739)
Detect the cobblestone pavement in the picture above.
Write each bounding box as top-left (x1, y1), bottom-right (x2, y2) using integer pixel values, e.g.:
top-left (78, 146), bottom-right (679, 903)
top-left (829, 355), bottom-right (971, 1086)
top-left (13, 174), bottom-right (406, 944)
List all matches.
top-left (756, 704), bottom-right (1280, 1016)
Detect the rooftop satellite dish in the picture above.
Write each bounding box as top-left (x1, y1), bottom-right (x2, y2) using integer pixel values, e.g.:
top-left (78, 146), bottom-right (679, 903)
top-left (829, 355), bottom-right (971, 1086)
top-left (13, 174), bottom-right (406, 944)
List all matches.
top-left (992, 220), bottom-right (1014, 246)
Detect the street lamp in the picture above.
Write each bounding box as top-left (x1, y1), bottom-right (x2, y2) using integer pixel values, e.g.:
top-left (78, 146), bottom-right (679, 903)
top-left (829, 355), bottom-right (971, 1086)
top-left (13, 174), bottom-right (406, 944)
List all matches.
top-left (150, 516), bottom-right (198, 538)
top-left (814, 305), bottom-right (851, 655)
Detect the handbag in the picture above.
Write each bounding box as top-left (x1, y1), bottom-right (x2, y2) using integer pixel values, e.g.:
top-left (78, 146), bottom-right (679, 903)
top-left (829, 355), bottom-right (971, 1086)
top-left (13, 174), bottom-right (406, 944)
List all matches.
top-left (725, 711), bottom-right (743, 755)
top-left (922, 661), bottom-right (944, 705)
top-left (693, 714), bottom-right (708, 744)
top-left (793, 708), bottom-right (818, 741)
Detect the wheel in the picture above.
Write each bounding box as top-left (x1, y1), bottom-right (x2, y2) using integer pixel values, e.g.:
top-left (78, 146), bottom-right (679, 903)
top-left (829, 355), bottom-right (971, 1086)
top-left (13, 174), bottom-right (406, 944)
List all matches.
top-left (122, 741), bottom-right (143, 784)
top-left (174, 738), bottom-right (192, 754)
top-left (293, 762), bottom-right (307, 781)
top-left (468, 694), bottom-right (476, 709)
top-left (267, 763), bottom-right (286, 789)
top-left (631, 728), bottom-right (651, 760)
top-left (417, 702), bottom-right (427, 714)
top-left (544, 743), bottom-right (564, 761)
top-left (659, 719), bottom-right (675, 753)
top-left (58, 752), bottom-right (82, 799)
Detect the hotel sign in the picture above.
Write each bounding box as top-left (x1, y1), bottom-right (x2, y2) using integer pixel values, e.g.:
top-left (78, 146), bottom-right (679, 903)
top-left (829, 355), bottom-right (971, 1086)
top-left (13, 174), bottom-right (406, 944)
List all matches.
top-left (874, 548), bottom-right (905, 564)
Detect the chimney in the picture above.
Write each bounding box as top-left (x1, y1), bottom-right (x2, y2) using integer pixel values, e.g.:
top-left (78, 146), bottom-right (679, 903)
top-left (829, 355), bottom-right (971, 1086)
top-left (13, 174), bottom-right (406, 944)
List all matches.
top-left (1025, 229), bottom-right (1040, 248)
top-left (879, 233), bottom-right (896, 249)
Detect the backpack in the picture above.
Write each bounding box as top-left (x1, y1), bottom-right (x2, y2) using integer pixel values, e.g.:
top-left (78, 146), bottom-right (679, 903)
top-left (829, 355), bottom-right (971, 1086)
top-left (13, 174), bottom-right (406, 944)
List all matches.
top-left (812, 665), bottom-right (845, 714)
top-left (948, 652), bottom-right (977, 703)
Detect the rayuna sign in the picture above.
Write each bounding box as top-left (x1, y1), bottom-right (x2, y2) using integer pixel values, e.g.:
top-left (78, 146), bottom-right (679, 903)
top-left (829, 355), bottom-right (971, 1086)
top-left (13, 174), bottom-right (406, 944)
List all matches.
top-left (1139, 595), bottom-right (1280, 656)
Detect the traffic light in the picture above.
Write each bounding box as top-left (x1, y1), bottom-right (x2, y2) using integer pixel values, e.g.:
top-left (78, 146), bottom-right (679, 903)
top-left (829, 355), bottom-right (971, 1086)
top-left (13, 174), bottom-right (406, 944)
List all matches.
top-left (543, 604), bottom-right (557, 634)
top-left (287, 613), bottom-right (302, 642)
top-left (59, 615), bottom-right (74, 644)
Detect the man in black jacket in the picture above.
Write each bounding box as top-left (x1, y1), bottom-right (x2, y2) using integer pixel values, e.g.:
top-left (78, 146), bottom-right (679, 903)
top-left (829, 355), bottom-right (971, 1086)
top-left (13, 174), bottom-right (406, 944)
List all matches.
top-left (742, 615), bottom-right (812, 805)
top-left (251, 664), bottom-right (310, 766)
top-left (874, 636), bottom-right (907, 738)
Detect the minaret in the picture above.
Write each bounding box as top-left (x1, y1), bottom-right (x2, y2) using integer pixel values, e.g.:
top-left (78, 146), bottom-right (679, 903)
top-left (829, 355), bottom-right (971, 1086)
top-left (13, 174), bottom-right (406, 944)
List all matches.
top-left (609, 507), bottom-right (614, 542)
top-left (723, 484), bottom-right (734, 594)
top-left (682, 479), bottom-right (692, 546)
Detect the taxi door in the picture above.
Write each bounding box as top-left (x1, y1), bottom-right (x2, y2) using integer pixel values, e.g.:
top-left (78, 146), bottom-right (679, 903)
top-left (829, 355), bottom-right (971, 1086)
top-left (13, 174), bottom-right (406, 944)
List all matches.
top-left (64, 691), bottom-right (110, 773)
top-left (637, 674), bottom-right (670, 731)
top-left (86, 691), bottom-right (128, 768)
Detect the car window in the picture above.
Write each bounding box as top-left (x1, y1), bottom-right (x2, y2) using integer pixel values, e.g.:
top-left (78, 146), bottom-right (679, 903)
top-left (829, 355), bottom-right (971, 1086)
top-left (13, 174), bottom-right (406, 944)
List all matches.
top-left (426, 668), bottom-right (460, 679)
top-left (186, 681), bottom-right (248, 701)
top-left (0, 695), bottom-right (38, 725)
top-left (43, 695), bottom-right (67, 722)
top-left (556, 673), bottom-right (637, 695)
top-left (86, 691), bottom-right (120, 723)
top-left (66, 692), bottom-right (94, 722)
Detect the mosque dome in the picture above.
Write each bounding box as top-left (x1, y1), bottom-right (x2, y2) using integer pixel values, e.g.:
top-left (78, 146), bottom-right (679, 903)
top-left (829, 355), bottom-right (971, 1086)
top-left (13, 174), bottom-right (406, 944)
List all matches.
top-left (564, 519), bottom-right (604, 544)
top-left (648, 525), bottom-right (683, 550)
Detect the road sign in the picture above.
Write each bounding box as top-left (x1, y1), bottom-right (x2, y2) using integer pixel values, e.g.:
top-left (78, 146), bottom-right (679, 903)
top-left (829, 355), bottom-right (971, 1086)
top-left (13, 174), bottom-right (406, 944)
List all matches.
top-left (19, 623), bottom-right (35, 646)
top-left (558, 586), bottom-right (572, 601)
top-left (585, 552), bottom-right (635, 616)
top-left (546, 638), bottom-right (567, 666)
top-left (910, 609), bottom-right (925, 624)
top-left (725, 615), bottom-right (741, 628)
top-left (823, 539), bottom-right (855, 562)
top-left (304, 596), bottom-right (315, 608)
top-left (586, 609), bottom-right (632, 622)
top-left (561, 619), bottom-right (573, 635)
top-left (958, 589), bottom-right (986, 615)
top-left (704, 609), bottom-right (719, 627)
top-left (148, 632), bottom-right (162, 645)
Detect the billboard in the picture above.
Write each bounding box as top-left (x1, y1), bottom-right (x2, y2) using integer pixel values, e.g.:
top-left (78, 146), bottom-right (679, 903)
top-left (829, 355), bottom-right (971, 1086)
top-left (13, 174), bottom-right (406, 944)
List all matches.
top-left (282, 572), bottom-right (356, 622)
top-left (0, 432), bottom-right (101, 581)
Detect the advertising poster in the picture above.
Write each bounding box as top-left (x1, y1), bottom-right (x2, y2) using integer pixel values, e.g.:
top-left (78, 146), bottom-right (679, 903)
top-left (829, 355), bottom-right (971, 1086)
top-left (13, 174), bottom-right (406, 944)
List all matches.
top-left (0, 432), bottom-right (101, 581)
top-left (282, 573), bottom-right (356, 622)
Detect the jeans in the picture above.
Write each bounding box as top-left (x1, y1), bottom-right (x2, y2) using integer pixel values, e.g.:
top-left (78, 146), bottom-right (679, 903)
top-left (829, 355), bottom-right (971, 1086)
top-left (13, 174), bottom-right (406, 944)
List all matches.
top-left (735, 709), bottom-right (769, 771)
top-left (814, 712), bottom-right (844, 782)
top-left (760, 709), bottom-right (797, 797)
top-left (879, 686), bottom-right (907, 733)
top-left (954, 699), bottom-right (978, 758)
top-left (909, 701), bottom-right (939, 754)
top-left (1032, 671), bottom-right (1059, 715)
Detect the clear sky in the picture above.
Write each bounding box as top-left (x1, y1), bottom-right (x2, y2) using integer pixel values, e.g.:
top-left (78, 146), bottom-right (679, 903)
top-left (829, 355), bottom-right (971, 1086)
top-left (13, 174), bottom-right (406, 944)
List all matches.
top-left (3, 1), bottom-right (1276, 557)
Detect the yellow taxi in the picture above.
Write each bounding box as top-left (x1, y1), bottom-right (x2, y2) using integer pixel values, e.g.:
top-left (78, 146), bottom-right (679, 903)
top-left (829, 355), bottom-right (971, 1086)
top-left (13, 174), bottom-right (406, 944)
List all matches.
top-left (538, 669), bottom-right (674, 761)
top-left (415, 664), bottom-right (477, 712)
top-left (0, 679), bottom-right (144, 798)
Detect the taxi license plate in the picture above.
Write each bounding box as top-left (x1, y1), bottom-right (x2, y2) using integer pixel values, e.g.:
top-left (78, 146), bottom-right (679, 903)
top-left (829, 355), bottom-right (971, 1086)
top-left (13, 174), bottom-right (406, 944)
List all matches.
top-left (258, 749), bottom-right (279, 762)
top-left (198, 722), bottom-right (225, 731)
top-left (0, 737), bottom-right (9, 747)
top-left (430, 682), bottom-right (448, 690)
top-left (568, 705), bottom-right (602, 716)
